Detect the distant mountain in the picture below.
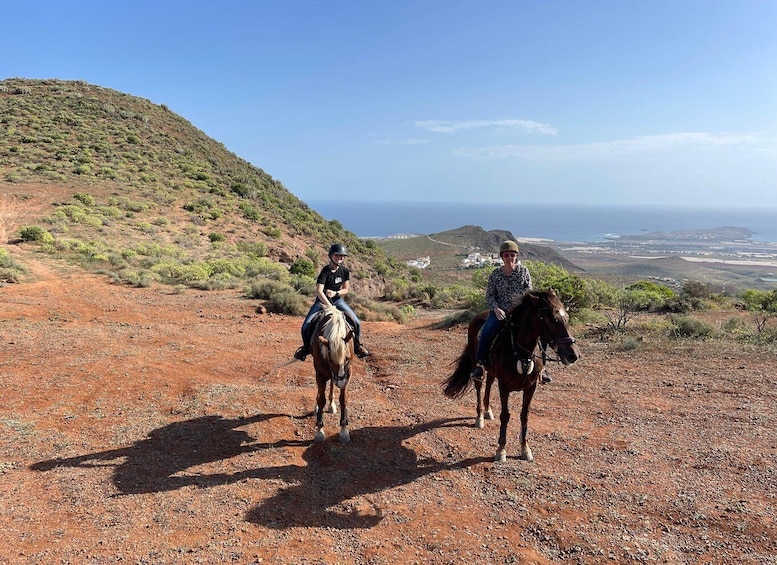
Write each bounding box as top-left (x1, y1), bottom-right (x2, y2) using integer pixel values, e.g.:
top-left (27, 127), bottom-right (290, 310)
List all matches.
top-left (378, 225), bottom-right (582, 272)
top-left (0, 78), bottom-right (395, 294)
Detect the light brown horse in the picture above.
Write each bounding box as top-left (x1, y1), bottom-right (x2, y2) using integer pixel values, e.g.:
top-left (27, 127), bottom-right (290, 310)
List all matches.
top-left (311, 306), bottom-right (355, 443)
top-left (443, 289), bottom-right (581, 462)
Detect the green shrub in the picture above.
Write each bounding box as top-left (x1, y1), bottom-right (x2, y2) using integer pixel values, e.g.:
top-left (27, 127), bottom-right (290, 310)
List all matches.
top-left (19, 225), bottom-right (54, 243)
top-left (73, 192), bottom-right (95, 206)
top-left (245, 279), bottom-right (307, 315)
top-left (289, 257), bottom-right (315, 277)
top-left (668, 314), bottom-right (716, 339)
top-left (244, 258), bottom-right (289, 281)
top-left (289, 274), bottom-right (316, 296)
top-left (236, 241), bottom-right (268, 258)
top-left (151, 260), bottom-right (213, 283)
top-left (239, 202), bottom-right (261, 221)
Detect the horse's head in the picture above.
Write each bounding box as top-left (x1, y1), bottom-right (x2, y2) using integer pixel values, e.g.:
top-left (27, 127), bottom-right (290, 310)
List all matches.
top-left (524, 289), bottom-right (581, 366)
top-left (315, 306), bottom-right (354, 387)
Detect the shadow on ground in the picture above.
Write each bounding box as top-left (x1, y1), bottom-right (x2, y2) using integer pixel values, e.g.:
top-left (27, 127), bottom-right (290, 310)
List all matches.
top-left (31, 415), bottom-right (486, 529)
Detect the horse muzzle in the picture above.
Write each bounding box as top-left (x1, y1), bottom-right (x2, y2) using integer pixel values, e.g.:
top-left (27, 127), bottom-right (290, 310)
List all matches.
top-left (557, 339), bottom-right (581, 366)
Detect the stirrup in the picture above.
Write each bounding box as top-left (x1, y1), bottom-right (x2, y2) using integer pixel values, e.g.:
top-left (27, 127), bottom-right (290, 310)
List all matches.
top-left (293, 346), bottom-right (308, 361)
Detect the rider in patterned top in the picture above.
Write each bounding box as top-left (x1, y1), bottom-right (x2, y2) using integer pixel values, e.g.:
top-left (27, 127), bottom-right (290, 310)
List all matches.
top-left (471, 240), bottom-right (551, 384)
top-left (293, 243), bottom-right (370, 361)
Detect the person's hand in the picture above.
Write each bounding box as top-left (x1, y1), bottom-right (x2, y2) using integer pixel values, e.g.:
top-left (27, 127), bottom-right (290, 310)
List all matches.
top-left (495, 308), bottom-right (506, 321)
top-left (326, 289), bottom-right (336, 298)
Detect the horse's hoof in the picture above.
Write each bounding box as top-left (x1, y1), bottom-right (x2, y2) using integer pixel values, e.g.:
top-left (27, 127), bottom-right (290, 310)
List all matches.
top-left (339, 429), bottom-right (351, 443)
top-left (494, 450), bottom-right (507, 463)
top-left (476, 417), bottom-right (485, 429)
top-left (519, 448), bottom-right (534, 462)
top-left (486, 408), bottom-right (494, 420)
top-left (314, 430), bottom-right (326, 443)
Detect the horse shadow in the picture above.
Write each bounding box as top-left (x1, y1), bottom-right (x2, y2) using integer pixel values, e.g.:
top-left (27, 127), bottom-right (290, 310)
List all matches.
top-left (30, 415), bottom-right (487, 529)
top-left (245, 417), bottom-right (487, 529)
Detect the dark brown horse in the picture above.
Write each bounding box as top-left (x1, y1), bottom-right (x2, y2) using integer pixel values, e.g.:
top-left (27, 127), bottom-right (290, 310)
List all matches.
top-left (443, 289), bottom-right (581, 462)
top-left (311, 306), bottom-right (355, 443)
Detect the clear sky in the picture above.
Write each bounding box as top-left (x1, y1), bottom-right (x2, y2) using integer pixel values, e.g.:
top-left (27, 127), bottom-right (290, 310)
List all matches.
top-left (3, 1), bottom-right (776, 208)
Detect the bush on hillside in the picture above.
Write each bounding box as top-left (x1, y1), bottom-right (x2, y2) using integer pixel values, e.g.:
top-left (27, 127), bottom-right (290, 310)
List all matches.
top-left (668, 314), bottom-right (717, 339)
top-left (19, 225), bottom-right (54, 243)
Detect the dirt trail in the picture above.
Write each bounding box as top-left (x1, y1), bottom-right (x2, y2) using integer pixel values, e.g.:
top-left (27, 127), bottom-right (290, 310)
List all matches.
top-left (1, 255), bottom-right (775, 564)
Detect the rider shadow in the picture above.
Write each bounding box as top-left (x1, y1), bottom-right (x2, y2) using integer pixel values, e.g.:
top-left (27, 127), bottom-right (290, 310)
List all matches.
top-left (30, 415), bottom-right (487, 530)
top-left (30, 413), bottom-right (301, 494)
top-left (245, 417), bottom-right (488, 530)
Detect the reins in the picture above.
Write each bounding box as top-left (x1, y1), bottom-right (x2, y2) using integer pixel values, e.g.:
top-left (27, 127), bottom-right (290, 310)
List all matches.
top-left (502, 302), bottom-right (575, 365)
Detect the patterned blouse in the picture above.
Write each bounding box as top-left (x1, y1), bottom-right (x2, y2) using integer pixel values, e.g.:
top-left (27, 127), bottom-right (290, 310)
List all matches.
top-left (485, 263), bottom-right (533, 312)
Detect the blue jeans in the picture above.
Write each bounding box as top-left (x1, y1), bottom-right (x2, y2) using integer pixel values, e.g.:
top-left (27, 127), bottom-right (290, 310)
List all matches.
top-left (475, 311), bottom-right (500, 362)
top-left (301, 298), bottom-right (361, 343)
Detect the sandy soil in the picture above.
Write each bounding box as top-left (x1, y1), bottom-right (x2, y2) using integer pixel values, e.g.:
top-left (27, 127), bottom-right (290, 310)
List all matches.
top-left (1, 250), bottom-right (775, 564)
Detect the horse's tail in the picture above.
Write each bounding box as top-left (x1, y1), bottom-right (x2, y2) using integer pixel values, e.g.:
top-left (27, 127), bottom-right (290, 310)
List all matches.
top-left (442, 346), bottom-right (474, 399)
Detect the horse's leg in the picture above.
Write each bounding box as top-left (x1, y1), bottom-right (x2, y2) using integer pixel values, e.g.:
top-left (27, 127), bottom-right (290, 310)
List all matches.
top-left (495, 383), bottom-right (511, 462)
top-left (518, 385), bottom-right (537, 462)
top-left (314, 379), bottom-right (327, 442)
top-left (338, 384), bottom-right (350, 443)
top-left (474, 377), bottom-right (485, 428)
top-left (484, 372), bottom-right (495, 421)
top-left (327, 378), bottom-right (337, 414)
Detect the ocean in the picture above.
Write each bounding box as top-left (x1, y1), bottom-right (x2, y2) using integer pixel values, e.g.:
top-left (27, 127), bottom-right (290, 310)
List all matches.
top-left (309, 201), bottom-right (777, 244)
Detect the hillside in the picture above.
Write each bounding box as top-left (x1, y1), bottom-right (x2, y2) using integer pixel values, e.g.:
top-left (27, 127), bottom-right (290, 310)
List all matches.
top-left (0, 77), bottom-right (397, 295)
top-left (377, 225), bottom-right (581, 271)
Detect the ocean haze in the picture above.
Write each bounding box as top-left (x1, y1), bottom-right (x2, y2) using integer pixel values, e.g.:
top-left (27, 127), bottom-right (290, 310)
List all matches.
top-left (310, 202), bottom-right (777, 244)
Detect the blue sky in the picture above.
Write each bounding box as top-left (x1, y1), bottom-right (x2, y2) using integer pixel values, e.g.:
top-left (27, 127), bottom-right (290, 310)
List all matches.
top-left (3, 1), bottom-right (776, 208)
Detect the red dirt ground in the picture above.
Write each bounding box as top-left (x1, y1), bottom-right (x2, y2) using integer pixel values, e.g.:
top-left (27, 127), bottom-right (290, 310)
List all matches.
top-left (1, 250), bottom-right (775, 564)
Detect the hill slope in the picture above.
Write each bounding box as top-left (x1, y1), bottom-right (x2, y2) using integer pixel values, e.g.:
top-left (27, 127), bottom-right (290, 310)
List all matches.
top-left (378, 225), bottom-right (581, 271)
top-left (0, 77), bottom-right (396, 293)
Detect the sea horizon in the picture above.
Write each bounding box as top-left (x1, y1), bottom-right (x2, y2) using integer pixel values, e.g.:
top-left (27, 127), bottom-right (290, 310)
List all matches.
top-left (309, 201), bottom-right (777, 244)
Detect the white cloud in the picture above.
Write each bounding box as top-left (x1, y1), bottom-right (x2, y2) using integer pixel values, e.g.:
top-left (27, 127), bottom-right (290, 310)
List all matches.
top-left (374, 138), bottom-right (431, 145)
top-left (413, 119), bottom-right (558, 136)
top-left (454, 132), bottom-right (774, 160)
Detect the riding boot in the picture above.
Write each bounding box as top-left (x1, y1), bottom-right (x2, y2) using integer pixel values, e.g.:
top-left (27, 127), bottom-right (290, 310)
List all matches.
top-left (293, 343), bottom-right (310, 361)
top-left (470, 362), bottom-right (485, 381)
top-left (541, 369), bottom-right (552, 384)
top-left (354, 336), bottom-right (370, 358)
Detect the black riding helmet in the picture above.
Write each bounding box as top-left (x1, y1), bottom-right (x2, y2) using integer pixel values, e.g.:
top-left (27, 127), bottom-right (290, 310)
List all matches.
top-left (328, 243), bottom-right (348, 257)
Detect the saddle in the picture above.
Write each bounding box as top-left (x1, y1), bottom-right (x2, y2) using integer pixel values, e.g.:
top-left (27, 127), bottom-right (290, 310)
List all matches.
top-left (481, 319), bottom-right (549, 376)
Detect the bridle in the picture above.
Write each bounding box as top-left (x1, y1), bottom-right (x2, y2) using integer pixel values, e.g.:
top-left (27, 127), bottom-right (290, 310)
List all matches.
top-left (508, 303), bottom-right (575, 364)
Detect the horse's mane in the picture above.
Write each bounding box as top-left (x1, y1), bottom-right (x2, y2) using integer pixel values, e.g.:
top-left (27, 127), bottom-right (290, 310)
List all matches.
top-left (321, 305), bottom-right (348, 358)
top-left (509, 289), bottom-right (561, 322)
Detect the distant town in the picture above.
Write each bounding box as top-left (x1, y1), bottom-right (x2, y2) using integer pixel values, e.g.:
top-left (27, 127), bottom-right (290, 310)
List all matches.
top-left (385, 226), bottom-right (777, 286)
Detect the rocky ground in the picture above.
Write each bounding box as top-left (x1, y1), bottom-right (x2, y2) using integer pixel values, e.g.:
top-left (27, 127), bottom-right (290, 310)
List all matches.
top-left (1, 251), bottom-right (775, 564)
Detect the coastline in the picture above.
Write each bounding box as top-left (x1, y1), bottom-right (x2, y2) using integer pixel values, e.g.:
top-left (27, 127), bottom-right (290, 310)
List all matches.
top-left (309, 201), bottom-right (777, 244)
